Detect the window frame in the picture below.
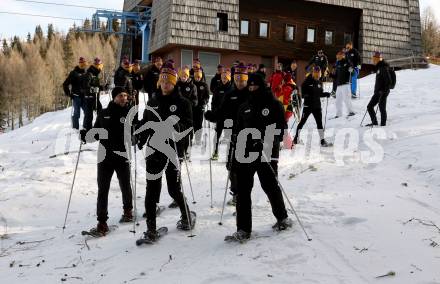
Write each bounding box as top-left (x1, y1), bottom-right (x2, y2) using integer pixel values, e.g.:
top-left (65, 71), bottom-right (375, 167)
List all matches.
top-left (306, 27), bottom-right (316, 43)
top-left (216, 12), bottom-right (229, 33)
top-left (240, 19), bottom-right (250, 36)
top-left (325, 30), bottom-right (334, 46)
top-left (258, 20), bottom-right (270, 39)
top-left (285, 24), bottom-right (296, 42)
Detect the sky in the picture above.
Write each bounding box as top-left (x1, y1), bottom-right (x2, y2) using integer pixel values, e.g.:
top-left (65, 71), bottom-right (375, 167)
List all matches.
top-left (0, 0), bottom-right (123, 41)
top-left (0, 0), bottom-right (439, 41)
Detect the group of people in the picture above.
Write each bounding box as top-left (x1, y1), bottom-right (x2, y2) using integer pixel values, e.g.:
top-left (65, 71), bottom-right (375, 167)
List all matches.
top-left (62, 40), bottom-right (394, 242)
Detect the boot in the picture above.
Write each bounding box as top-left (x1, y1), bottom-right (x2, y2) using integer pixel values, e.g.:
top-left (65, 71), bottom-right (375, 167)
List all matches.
top-left (225, 230), bottom-right (251, 242)
top-left (168, 200), bottom-right (179, 209)
top-left (177, 211), bottom-right (196, 231)
top-left (272, 218), bottom-right (294, 231)
top-left (365, 122), bottom-right (378, 127)
top-left (320, 139), bottom-right (331, 147)
top-left (144, 219), bottom-right (158, 241)
top-left (119, 209), bottom-right (133, 223)
top-left (96, 222), bottom-right (109, 235)
top-left (211, 152), bottom-right (219, 161)
top-left (347, 112), bottom-right (356, 117)
top-left (226, 194), bottom-right (237, 206)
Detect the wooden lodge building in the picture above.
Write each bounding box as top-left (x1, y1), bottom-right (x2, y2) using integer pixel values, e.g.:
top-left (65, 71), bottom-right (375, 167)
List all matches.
top-left (123, 0), bottom-right (422, 82)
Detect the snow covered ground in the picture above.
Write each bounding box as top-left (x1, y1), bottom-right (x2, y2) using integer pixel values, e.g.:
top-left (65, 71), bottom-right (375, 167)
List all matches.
top-left (0, 66), bottom-right (439, 283)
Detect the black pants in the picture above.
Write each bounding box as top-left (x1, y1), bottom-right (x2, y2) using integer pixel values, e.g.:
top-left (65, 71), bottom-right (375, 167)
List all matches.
top-left (84, 96), bottom-right (102, 130)
top-left (236, 161), bottom-right (288, 233)
top-left (193, 106), bottom-right (204, 143)
top-left (294, 107), bottom-right (324, 141)
top-left (97, 157), bottom-right (133, 223)
top-left (145, 157), bottom-right (190, 231)
top-left (213, 122), bottom-right (224, 155)
top-left (367, 92), bottom-right (388, 126)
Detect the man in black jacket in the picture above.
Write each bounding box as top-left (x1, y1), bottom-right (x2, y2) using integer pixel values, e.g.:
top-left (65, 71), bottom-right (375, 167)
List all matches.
top-left (294, 66), bottom-right (331, 147)
top-left (137, 62), bottom-right (195, 240)
top-left (82, 58), bottom-right (104, 130)
top-left (210, 64), bottom-right (224, 96)
top-left (226, 74), bottom-right (292, 242)
top-left (193, 67), bottom-right (210, 145)
top-left (80, 87), bottom-right (134, 236)
top-left (334, 51), bottom-right (356, 118)
top-left (205, 63), bottom-right (250, 204)
top-left (306, 50), bottom-right (329, 80)
top-left (143, 57), bottom-right (162, 100)
top-left (208, 68), bottom-right (234, 160)
top-left (345, 41), bottom-right (362, 98)
top-left (114, 58), bottom-right (134, 102)
top-left (366, 52), bottom-right (392, 127)
top-left (63, 57), bottom-right (87, 130)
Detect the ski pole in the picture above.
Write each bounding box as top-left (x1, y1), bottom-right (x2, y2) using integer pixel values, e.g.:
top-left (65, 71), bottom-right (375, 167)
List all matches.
top-left (324, 96), bottom-right (329, 132)
top-left (182, 152), bottom-right (196, 204)
top-left (208, 121), bottom-right (213, 208)
top-left (171, 133), bottom-right (195, 238)
top-left (360, 109), bottom-right (368, 127)
top-left (62, 141), bottom-right (83, 232)
top-left (261, 151), bottom-right (312, 242)
top-left (133, 141), bottom-right (138, 233)
top-left (219, 142), bottom-right (235, 225)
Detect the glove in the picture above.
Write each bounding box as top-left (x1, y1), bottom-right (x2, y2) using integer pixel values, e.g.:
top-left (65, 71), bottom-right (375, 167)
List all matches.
top-left (79, 129), bottom-right (87, 144)
top-left (286, 104), bottom-right (293, 112)
top-left (348, 67), bottom-right (354, 73)
top-left (131, 134), bottom-right (138, 146)
top-left (204, 110), bottom-right (215, 122)
top-left (251, 140), bottom-right (264, 152)
top-left (323, 92), bottom-right (331, 98)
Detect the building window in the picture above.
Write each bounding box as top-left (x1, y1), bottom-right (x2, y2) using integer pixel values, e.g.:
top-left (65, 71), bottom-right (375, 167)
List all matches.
top-left (325, 30), bottom-right (333, 45)
top-left (240, 19), bottom-right (250, 35)
top-left (259, 21), bottom-right (269, 38)
top-left (306, 27), bottom-right (316, 43)
top-left (344, 33), bottom-right (353, 45)
top-left (181, 50), bottom-right (193, 69)
top-left (217, 13), bottom-right (228, 32)
top-left (285, 24), bottom-right (296, 41)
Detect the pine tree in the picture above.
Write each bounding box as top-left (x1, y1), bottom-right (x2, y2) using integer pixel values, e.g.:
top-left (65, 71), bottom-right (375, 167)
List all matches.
top-left (11, 36), bottom-right (23, 54)
top-left (34, 25), bottom-right (44, 43)
top-left (2, 39), bottom-right (10, 56)
top-left (47, 24), bottom-right (55, 43)
top-left (26, 33), bottom-right (32, 44)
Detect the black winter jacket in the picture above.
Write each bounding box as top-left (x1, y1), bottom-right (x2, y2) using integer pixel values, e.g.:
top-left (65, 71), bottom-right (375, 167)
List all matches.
top-left (211, 81), bottom-right (233, 112)
top-left (194, 80), bottom-right (210, 110)
top-left (301, 75), bottom-right (328, 110)
top-left (177, 79), bottom-right (198, 107)
top-left (143, 65), bottom-right (160, 96)
top-left (335, 58), bottom-right (351, 86)
top-left (138, 87), bottom-right (193, 159)
top-left (346, 48), bottom-right (361, 68)
top-left (374, 60), bottom-right (392, 95)
top-left (63, 66), bottom-right (86, 98)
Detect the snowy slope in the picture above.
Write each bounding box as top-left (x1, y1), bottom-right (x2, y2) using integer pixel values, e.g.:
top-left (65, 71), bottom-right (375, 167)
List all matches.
top-left (0, 66), bottom-right (440, 284)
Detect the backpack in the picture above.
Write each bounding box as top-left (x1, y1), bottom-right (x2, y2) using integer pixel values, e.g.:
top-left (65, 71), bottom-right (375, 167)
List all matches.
top-left (388, 67), bottom-right (396, 90)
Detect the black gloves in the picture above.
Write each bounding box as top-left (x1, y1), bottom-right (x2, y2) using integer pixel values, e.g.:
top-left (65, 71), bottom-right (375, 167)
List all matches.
top-left (204, 110), bottom-right (215, 122)
top-left (323, 92), bottom-right (331, 98)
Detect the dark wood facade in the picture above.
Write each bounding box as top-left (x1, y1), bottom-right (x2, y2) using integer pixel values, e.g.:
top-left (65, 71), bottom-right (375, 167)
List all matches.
top-left (239, 0), bottom-right (362, 62)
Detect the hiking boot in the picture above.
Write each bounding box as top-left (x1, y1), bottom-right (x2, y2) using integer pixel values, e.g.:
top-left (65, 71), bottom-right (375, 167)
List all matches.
top-left (227, 194), bottom-right (237, 207)
top-left (211, 152), bottom-right (219, 161)
top-left (272, 218), bottom-right (294, 231)
top-left (168, 200), bottom-right (179, 209)
top-left (320, 139), bottom-right (331, 147)
top-left (177, 211), bottom-right (196, 231)
top-left (119, 209), bottom-right (133, 223)
top-left (365, 123), bottom-right (378, 127)
top-left (347, 112), bottom-right (356, 117)
top-left (96, 222), bottom-right (109, 235)
top-left (225, 230), bottom-right (251, 242)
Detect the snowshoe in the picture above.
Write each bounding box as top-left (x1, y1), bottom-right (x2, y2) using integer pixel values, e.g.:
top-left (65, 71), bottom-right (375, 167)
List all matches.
top-left (168, 200), bottom-right (179, 209)
top-left (177, 211), bottom-right (196, 231)
top-left (365, 123), bottom-right (378, 127)
top-left (136, 227), bottom-right (168, 246)
top-left (142, 205), bottom-right (166, 218)
top-left (81, 224), bottom-right (117, 238)
top-left (224, 230), bottom-right (251, 243)
top-left (272, 218), bottom-right (294, 231)
top-left (226, 195), bottom-right (237, 207)
top-left (211, 152), bottom-right (219, 161)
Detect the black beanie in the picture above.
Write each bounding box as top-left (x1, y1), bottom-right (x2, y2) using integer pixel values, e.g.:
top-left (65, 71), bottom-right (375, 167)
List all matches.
top-left (112, 86), bottom-right (126, 99)
top-left (248, 73), bottom-right (266, 90)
